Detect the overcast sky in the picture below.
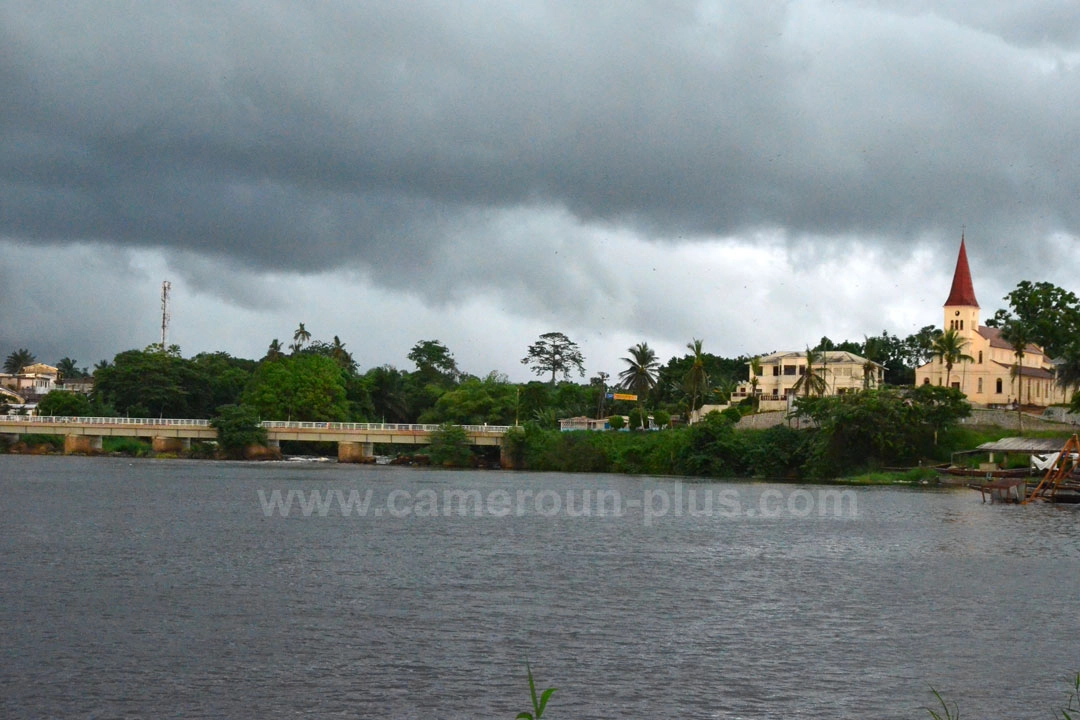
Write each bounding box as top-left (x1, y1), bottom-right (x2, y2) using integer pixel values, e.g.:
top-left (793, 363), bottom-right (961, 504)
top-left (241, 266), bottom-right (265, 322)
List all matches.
top-left (3, 1), bottom-right (1080, 381)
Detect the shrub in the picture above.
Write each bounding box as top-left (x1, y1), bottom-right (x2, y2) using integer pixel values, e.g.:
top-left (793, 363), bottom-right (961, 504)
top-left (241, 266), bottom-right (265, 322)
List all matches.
top-left (428, 422), bottom-right (473, 467)
top-left (210, 404), bottom-right (268, 457)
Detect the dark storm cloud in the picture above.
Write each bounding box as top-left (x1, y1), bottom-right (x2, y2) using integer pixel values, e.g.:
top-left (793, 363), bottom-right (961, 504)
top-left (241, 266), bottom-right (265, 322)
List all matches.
top-left (3, 0), bottom-right (1080, 301)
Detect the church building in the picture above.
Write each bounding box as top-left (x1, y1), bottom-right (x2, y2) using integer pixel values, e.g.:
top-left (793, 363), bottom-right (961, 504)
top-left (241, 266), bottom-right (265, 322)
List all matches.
top-left (914, 238), bottom-right (1066, 407)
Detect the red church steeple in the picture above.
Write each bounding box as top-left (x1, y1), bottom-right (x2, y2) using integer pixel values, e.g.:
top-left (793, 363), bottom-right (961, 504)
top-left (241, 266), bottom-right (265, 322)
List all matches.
top-left (944, 234), bottom-right (979, 308)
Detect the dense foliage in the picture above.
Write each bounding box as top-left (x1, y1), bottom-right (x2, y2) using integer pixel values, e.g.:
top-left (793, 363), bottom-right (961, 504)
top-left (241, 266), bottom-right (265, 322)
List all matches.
top-left (210, 405), bottom-right (268, 455)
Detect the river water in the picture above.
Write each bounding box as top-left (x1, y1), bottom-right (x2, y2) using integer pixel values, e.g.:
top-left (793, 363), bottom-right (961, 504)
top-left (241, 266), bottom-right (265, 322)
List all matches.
top-left (1, 455), bottom-right (1078, 718)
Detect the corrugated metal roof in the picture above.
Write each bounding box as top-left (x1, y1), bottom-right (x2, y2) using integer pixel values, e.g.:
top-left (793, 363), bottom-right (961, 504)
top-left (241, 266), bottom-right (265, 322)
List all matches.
top-left (976, 437), bottom-right (1064, 453)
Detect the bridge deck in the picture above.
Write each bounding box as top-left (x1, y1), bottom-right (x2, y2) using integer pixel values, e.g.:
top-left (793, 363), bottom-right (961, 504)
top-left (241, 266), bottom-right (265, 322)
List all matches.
top-left (0, 416), bottom-right (512, 446)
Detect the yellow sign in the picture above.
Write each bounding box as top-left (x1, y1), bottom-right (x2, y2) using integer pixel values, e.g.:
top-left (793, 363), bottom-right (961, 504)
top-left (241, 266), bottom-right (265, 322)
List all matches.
top-left (612, 393), bottom-right (638, 401)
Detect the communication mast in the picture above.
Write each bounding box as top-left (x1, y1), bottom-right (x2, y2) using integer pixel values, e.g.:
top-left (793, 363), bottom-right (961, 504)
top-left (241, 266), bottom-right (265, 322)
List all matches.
top-left (160, 280), bottom-right (171, 349)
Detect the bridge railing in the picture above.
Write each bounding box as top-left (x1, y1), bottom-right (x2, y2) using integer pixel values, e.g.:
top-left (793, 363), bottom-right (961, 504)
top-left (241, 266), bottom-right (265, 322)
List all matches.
top-left (1, 415), bottom-right (212, 427)
top-left (260, 421), bottom-right (512, 433)
top-left (2, 415), bottom-right (512, 434)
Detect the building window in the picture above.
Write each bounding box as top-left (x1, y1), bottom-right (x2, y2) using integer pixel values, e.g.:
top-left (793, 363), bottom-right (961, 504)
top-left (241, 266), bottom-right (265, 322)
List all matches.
top-left (978, 351), bottom-right (983, 364)
top-left (977, 378), bottom-right (983, 393)
top-left (923, 377), bottom-right (930, 385)
top-left (996, 378), bottom-right (1003, 394)
top-left (784, 365), bottom-right (797, 376)
top-left (773, 366), bottom-right (780, 376)
top-left (960, 320), bottom-right (964, 330)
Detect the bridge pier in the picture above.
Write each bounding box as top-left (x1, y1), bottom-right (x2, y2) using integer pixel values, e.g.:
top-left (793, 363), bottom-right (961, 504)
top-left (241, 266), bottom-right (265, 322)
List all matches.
top-left (64, 435), bottom-right (103, 454)
top-left (152, 436), bottom-right (190, 453)
top-left (338, 441), bottom-right (375, 464)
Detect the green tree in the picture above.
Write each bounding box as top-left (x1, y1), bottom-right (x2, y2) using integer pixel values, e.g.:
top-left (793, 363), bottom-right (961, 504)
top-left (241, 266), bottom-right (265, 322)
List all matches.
top-left (999, 315), bottom-right (1035, 434)
top-left (4, 348), bottom-right (36, 374)
top-left (210, 404), bottom-right (268, 456)
top-left (1056, 342), bottom-right (1080, 398)
top-left (36, 390), bottom-right (91, 417)
top-left (293, 322), bottom-right (312, 352)
top-left (618, 342), bottom-right (659, 429)
top-left (748, 356), bottom-right (763, 401)
top-left (92, 347), bottom-right (202, 418)
top-left (364, 365), bottom-right (411, 422)
top-left (930, 329), bottom-right (973, 389)
top-left (521, 332), bottom-right (586, 384)
top-left (243, 354), bottom-right (349, 421)
top-left (408, 340), bottom-right (459, 385)
top-left (684, 338), bottom-right (709, 419)
top-left (329, 335), bottom-right (355, 372)
top-left (419, 372), bottom-right (516, 425)
top-left (188, 352), bottom-right (256, 417)
top-left (427, 422), bottom-right (472, 467)
top-left (986, 280), bottom-right (1080, 358)
top-left (910, 384), bottom-right (971, 445)
top-left (264, 339), bottom-right (285, 362)
top-left (791, 348), bottom-right (828, 397)
top-left (56, 357), bottom-right (87, 379)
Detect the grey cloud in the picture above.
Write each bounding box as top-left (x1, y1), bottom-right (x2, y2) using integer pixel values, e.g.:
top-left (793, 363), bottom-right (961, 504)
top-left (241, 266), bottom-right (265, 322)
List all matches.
top-left (2, 1), bottom-right (1080, 314)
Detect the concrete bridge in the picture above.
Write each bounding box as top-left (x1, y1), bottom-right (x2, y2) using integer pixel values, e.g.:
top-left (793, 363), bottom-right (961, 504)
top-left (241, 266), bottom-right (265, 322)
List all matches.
top-left (0, 416), bottom-right (514, 463)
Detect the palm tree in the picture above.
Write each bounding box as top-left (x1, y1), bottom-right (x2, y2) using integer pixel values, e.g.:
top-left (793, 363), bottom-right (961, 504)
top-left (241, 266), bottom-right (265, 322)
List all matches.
top-left (1001, 317), bottom-right (1035, 435)
top-left (618, 342), bottom-right (659, 429)
top-left (748, 356), bottom-right (763, 400)
top-left (264, 339), bottom-right (284, 362)
top-left (791, 348), bottom-right (829, 398)
top-left (293, 322), bottom-right (312, 351)
top-left (4, 348), bottom-right (36, 374)
top-left (56, 357), bottom-right (82, 380)
top-left (330, 335), bottom-right (355, 372)
top-left (930, 329), bottom-right (973, 389)
top-left (1056, 342), bottom-right (1080, 400)
top-left (684, 338), bottom-right (709, 423)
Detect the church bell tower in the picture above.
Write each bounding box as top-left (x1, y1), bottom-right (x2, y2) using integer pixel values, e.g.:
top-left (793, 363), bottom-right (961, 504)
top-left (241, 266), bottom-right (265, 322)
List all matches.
top-left (943, 234), bottom-right (979, 337)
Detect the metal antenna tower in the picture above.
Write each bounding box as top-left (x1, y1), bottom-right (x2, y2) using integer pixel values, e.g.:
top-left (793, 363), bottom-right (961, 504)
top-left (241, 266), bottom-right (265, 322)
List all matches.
top-left (160, 280), bottom-right (171, 348)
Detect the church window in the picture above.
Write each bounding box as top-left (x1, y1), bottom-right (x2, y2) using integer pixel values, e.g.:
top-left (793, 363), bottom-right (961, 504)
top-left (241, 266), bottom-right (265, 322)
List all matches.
top-left (923, 377), bottom-right (930, 385)
top-left (996, 379), bottom-right (1003, 394)
top-left (977, 378), bottom-right (983, 393)
top-left (978, 351), bottom-right (983, 364)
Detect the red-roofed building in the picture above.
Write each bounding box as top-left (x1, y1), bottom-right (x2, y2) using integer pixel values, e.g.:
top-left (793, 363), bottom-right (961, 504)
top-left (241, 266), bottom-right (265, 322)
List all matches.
top-left (915, 236), bottom-right (1066, 407)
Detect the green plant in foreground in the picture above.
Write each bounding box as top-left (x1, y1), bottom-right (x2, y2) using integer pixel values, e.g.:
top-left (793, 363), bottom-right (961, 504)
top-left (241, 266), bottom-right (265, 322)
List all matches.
top-left (925, 687), bottom-right (959, 720)
top-left (927, 673), bottom-right (1080, 719)
top-left (515, 661), bottom-right (556, 719)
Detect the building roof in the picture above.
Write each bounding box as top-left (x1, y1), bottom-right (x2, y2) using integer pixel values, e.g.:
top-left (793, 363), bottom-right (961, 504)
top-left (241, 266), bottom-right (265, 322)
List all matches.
top-left (753, 350), bottom-right (883, 368)
top-left (978, 326), bottom-right (1043, 355)
top-left (990, 361), bottom-right (1056, 380)
top-left (976, 437), bottom-right (1063, 454)
top-left (944, 236), bottom-right (979, 308)
top-left (21, 363), bottom-right (58, 375)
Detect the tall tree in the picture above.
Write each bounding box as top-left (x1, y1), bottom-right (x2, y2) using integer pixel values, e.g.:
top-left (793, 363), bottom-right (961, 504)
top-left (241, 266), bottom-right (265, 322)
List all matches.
top-left (55, 357), bottom-right (84, 379)
top-left (408, 340), bottom-right (460, 384)
top-left (521, 332), bottom-right (586, 384)
top-left (748, 356), bottom-right (763, 400)
top-left (930, 329), bottom-right (973, 389)
top-left (684, 338), bottom-right (709, 421)
top-left (590, 371), bottom-right (610, 418)
top-left (791, 348), bottom-right (829, 398)
top-left (986, 281), bottom-right (1080, 358)
top-left (330, 335), bottom-right (355, 372)
top-left (1000, 316), bottom-right (1035, 435)
top-left (293, 322), bottom-right (312, 352)
top-left (243, 354), bottom-right (349, 422)
top-left (264, 339), bottom-right (285, 362)
top-left (618, 342), bottom-right (659, 429)
top-left (4, 348), bottom-right (36, 374)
